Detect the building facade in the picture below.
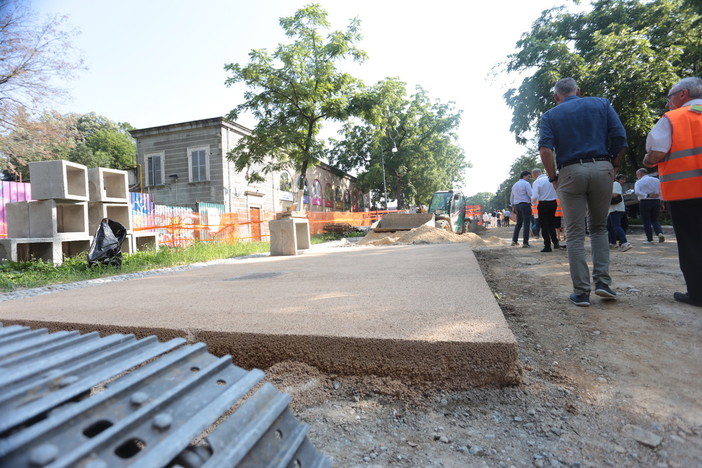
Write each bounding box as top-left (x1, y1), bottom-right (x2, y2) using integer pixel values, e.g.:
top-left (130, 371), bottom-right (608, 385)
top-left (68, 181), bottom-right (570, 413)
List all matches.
top-left (130, 117), bottom-right (368, 217)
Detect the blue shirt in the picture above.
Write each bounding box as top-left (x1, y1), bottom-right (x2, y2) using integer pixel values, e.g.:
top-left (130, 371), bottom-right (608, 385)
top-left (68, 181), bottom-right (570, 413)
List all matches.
top-left (538, 96), bottom-right (627, 165)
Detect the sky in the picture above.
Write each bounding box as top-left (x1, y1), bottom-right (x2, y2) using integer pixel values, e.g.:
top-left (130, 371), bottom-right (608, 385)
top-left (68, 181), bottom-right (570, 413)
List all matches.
top-left (32, 0), bottom-right (571, 196)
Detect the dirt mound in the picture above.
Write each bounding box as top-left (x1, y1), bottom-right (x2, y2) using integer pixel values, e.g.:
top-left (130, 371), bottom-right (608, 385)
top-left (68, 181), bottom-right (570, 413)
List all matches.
top-left (357, 224), bottom-right (505, 247)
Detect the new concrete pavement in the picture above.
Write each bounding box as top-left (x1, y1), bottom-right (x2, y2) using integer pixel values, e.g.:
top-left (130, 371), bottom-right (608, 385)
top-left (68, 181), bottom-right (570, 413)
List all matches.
top-left (0, 243), bottom-right (519, 388)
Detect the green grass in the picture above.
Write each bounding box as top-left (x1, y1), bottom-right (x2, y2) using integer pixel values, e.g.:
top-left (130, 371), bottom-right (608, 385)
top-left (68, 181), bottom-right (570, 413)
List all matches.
top-left (0, 241), bottom-right (270, 292)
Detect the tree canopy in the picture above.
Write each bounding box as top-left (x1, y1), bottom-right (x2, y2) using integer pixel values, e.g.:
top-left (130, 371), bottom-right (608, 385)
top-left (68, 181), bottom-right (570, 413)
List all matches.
top-left (502, 0), bottom-right (701, 175)
top-left (0, 0), bottom-right (83, 133)
top-left (492, 150), bottom-right (541, 210)
top-left (224, 3), bottom-right (366, 207)
top-left (330, 78), bottom-right (468, 208)
top-left (0, 111), bottom-right (135, 180)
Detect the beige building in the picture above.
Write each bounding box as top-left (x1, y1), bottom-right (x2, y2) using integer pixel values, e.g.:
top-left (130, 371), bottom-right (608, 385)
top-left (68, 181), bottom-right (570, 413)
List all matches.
top-left (130, 117), bottom-right (367, 217)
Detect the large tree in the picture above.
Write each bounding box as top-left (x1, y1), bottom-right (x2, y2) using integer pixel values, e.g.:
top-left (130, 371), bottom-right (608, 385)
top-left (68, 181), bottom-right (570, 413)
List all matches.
top-left (0, 0), bottom-right (83, 132)
top-left (224, 4), bottom-right (366, 209)
top-left (502, 0), bottom-right (700, 176)
top-left (492, 150), bottom-right (541, 210)
top-left (0, 111), bottom-right (135, 179)
top-left (330, 78), bottom-right (468, 208)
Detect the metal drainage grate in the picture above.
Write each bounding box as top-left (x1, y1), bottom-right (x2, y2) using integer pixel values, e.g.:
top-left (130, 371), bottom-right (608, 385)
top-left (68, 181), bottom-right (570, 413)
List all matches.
top-left (0, 324), bottom-right (330, 468)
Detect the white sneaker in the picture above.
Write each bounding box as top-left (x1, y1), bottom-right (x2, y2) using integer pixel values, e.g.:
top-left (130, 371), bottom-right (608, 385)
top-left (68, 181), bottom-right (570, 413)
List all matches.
top-left (643, 240), bottom-right (654, 244)
top-left (658, 234), bottom-right (665, 243)
top-left (619, 242), bottom-right (633, 252)
top-left (609, 244), bottom-right (618, 250)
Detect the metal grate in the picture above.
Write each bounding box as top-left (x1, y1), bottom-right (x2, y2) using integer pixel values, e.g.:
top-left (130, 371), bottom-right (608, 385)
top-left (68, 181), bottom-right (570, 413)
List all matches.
top-left (0, 324), bottom-right (330, 468)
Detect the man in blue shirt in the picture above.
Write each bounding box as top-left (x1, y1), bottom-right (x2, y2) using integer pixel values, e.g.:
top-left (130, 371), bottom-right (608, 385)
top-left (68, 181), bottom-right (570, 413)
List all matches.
top-left (538, 78), bottom-right (628, 307)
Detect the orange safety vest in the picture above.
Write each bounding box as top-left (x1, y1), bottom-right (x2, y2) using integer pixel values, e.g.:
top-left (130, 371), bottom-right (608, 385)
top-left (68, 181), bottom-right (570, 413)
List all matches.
top-left (555, 199), bottom-right (563, 217)
top-left (659, 105), bottom-right (702, 201)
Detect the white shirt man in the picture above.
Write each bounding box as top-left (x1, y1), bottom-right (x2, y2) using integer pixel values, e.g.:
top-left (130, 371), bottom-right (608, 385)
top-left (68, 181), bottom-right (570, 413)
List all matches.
top-left (531, 168), bottom-right (560, 252)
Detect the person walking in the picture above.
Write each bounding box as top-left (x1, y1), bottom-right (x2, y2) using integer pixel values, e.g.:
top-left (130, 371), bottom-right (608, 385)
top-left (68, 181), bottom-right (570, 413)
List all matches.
top-left (538, 77), bottom-right (627, 307)
top-left (607, 174), bottom-right (632, 252)
top-left (531, 168), bottom-right (560, 252)
top-left (503, 209), bottom-right (511, 227)
top-left (643, 76), bottom-right (702, 307)
top-left (510, 170), bottom-right (533, 247)
top-left (634, 168), bottom-right (665, 243)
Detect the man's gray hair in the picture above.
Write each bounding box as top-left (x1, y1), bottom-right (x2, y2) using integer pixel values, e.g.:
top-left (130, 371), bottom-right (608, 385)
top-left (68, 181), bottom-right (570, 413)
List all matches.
top-left (532, 168), bottom-right (542, 176)
top-left (637, 168), bottom-right (648, 175)
top-left (554, 78), bottom-right (578, 95)
top-left (671, 77), bottom-right (702, 99)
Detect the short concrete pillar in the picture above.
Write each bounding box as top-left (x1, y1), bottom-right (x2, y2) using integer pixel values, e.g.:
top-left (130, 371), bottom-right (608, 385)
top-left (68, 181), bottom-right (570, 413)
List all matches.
top-left (269, 218), bottom-right (311, 256)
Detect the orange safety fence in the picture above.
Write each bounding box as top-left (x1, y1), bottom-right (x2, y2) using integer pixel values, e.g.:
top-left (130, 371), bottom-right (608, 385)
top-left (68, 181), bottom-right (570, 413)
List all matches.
top-left (131, 209), bottom-right (408, 247)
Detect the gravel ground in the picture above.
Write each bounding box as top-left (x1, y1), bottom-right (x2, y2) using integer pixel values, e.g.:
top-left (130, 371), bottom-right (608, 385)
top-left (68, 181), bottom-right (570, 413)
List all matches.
top-left (263, 228), bottom-right (702, 467)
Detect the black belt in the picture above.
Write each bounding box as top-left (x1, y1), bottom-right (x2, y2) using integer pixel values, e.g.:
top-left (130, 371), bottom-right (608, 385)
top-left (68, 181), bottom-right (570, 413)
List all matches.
top-left (557, 156), bottom-right (611, 169)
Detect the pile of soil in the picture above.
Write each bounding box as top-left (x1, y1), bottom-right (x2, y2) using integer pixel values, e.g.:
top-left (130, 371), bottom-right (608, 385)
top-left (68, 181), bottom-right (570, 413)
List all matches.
top-left (357, 224), bottom-right (504, 247)
top-left (266, 226), bottom-right (702, 467)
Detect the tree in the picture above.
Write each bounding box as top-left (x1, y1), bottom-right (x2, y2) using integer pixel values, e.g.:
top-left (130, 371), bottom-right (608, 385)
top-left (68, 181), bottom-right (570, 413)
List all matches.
top-left (0, 0), bottom-right (83, 132)
top-left (502, 0), bottom-right (700, 177)
top-left (464, 192), bottom-right (496, 210)
top-left (0, 111), bottom-right (135, 178)
top-left (224, 4), bottom-right (366, 209)
top-left (0, 109), bottom-right (78, 180)
top-left (75, 113), bottom-right (136, 169)
top-left (492, 150), bottom-right (541, 209)
top-left (330, 78), bottom-right (468, 208)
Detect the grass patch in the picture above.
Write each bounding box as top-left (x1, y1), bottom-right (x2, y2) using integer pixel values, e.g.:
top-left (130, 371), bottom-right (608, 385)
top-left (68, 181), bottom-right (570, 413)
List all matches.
top-left (0, 241), bottom-right (270, 292)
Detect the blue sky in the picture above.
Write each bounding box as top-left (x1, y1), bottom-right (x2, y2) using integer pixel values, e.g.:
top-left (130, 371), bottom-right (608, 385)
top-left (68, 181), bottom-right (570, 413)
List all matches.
top-left (33, 0), bottom-right (569, 195)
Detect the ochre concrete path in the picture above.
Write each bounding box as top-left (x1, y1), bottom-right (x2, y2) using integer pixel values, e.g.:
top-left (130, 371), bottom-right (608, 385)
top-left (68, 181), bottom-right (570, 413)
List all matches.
top-left (0, 243), bottom-right (519, 388)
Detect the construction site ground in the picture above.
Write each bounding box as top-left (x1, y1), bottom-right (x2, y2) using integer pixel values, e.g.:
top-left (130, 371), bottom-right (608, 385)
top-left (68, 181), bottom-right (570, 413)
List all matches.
top-left (1, 224), bottom-right (701, 467)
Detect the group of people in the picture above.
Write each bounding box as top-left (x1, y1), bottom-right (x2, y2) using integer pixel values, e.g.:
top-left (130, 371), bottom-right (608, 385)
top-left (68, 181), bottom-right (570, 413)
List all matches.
top-left (515, 76), bottom-right (701, 308)
top-left (509, 168), bottom-right (563, 252)
top-left (481, 209), bottom-right (511, 228)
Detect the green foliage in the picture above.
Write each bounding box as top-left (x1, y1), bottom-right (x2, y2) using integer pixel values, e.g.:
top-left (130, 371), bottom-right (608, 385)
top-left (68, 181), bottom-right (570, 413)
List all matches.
top-left (492, 150), bottom-right (541, 209)
top-left (464, 192), bottom-right (496, 209)
top-left (73, 112), bottom-right (137, 169)
top-left (0, 111), bottom-right (136, 178)
top-left (330, 78), bottom-right (468, 208)
top-left (502, 0), bottom-right (701, 177)
top-left (0, 241), bottom-right (269, 292)
top-left (224, 4), bottom-right (366, 200)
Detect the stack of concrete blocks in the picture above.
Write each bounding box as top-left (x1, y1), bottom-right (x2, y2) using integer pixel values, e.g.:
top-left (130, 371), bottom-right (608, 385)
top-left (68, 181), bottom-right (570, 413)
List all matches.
top-left (0, 160), bottom-right (93, 265)
top-left (87, 167), bottom-right (157, 254)
top-left (0, 161), bottom-right (160, 266)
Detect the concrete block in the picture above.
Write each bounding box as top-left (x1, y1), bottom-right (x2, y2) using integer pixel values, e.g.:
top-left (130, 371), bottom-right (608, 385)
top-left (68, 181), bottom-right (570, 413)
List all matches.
top-left (121, 233), bottom-right (134, 255)
top-left (132, 232), bottom-right (159, 251)
top-left (6, 202), bottom-right (30, 238)
top-left (0, 236), bottom-right (91, 266)
top-left (269, 218), bottom-right (311, 256)
top-left (88, 203), bottom-right (132, 234)
top-left (88, 167), bottom-right (129, 203)
top-left (26, 200), bottom-right (89, 238)
top-left (29, 160), bottom-right (89, 201)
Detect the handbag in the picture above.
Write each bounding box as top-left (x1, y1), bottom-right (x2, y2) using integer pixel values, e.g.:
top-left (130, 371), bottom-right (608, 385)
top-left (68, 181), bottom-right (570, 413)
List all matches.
top-left (610, 194), bottom-right (623, 205)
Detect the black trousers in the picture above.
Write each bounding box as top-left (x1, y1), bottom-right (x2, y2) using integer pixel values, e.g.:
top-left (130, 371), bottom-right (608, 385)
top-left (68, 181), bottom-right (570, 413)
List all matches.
top-left (537, 199), bottom-right (559, 248)
top-left (668, 198), bottom-right (702, 301)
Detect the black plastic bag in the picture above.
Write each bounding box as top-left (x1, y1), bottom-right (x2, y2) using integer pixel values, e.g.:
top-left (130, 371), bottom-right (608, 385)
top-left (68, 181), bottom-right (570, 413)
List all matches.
top-left (88, 218), bottom-right (127, 267)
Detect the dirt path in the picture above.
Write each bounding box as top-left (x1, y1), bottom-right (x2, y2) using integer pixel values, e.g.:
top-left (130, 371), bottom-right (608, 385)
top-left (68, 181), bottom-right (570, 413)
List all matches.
top-left (265, 226), bottom-right (702, 467)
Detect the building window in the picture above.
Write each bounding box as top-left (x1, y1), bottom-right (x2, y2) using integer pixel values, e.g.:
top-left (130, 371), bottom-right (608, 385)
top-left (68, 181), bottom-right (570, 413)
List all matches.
top-left (280, 172), bottom-right (292, 192)
top-left (188, 146), bottom-right (209, 182)
top-left (145, 152), bottom-right (165, 186)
